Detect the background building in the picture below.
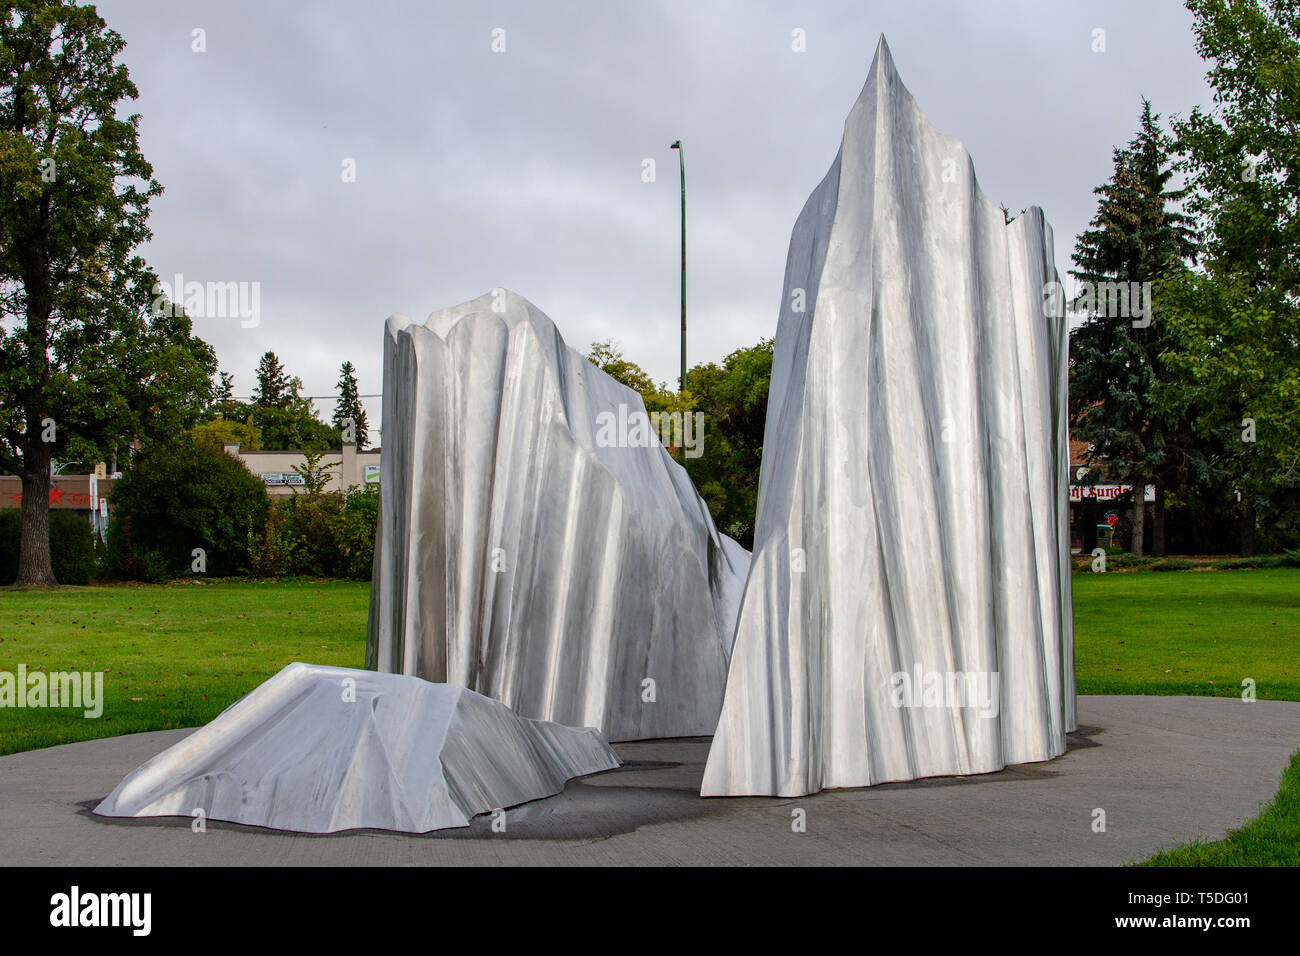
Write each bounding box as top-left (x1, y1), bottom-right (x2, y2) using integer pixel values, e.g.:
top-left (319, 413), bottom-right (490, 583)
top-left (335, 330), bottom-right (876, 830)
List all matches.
top-left (220, 442), bottom-right (380, 498)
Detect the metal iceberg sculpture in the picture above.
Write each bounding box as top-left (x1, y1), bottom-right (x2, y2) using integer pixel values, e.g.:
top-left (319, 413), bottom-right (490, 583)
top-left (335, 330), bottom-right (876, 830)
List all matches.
top-left (701, 38), bottom-right (1076, 797)
top-left (94, 663), bottom-right (620, 833)
top-left (367, 290), bottom-right (750, 741)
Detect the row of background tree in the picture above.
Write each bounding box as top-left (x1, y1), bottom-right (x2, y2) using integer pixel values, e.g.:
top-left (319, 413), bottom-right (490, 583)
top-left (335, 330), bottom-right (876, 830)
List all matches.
top-left (190, 354), bottom-right (370, 454)
top-left (2, 0), bottom-right (1297, 585)
top-left (1069, 1), bottom-right (1300, 557)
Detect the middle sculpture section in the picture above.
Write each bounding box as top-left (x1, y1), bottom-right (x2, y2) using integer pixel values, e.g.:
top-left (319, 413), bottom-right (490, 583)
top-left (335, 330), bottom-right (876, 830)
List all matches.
top-left (367, 289), bottom-right (751, 742)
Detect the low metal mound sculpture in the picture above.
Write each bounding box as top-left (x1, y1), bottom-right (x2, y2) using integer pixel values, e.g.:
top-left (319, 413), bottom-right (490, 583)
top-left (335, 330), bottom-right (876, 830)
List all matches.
top-left (94, 663), bottom-right (620, 833)
top-left (701, 37), bottom-right (1076, 797)
top-left (367, 290), bottom-right (751, 742)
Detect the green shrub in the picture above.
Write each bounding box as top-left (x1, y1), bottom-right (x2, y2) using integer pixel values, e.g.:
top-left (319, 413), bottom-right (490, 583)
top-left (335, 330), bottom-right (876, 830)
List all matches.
top-left (107, 439), bottom-right (270, 579)
top-left (0, 509), bottom-right (98, 585)
top-left (134, 548), bottom-right (175, 584)
top-left (1102, 554), bottom-right (1156, 572)
top-left (338, 484), bottom-right (379, 580)
top-left (1211, 555), bottom-right (1289, 570)
top-left (0, 509), bottom-right (19, 583)
top-left (279, 494), bottom-right (344, 577)
top-left (1150, 558), bottom-right (1196, 572)
top-left (47, 511), bottom-right (95, 585)
top-left (251, 484), bottom-right (378, 581)
top-left (250, 503), bottom-right (298, 578)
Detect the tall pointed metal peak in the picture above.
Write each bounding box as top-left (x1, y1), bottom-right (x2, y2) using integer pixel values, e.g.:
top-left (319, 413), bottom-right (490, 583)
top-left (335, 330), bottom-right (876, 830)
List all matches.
top-left (856, 33), bottom-right (902, 106)
top-left (872, 33), bottom-right (896, 78)
top-left (701, 36), bottom-right (1075, 798)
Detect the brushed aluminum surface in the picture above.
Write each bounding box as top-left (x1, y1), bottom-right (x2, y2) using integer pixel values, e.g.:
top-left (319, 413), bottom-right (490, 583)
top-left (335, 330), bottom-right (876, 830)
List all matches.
top-left (367, 291), bottom-right (750, 741)
top-left (702, 37), bottom-right (1076, 797)
top-left (94, 663), bottom-right (620, 833)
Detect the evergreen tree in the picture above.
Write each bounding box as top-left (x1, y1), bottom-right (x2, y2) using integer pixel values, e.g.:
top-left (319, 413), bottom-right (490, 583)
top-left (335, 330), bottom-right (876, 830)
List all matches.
top-left (247, 351), bottom-right (340, 450)
top-left (252, 351), bottom-right (291, 409)
top-left (204, 368), bottom-right (252, 426)
top-left (332, 361), bottom-right (368, 448)
top-left (1069, 100), bottom-right (1197, 555)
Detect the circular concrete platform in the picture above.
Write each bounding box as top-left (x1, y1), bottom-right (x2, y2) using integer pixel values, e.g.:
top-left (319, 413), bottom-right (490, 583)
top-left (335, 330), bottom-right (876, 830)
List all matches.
top-left (2, 695), bottom-right (1297, 865)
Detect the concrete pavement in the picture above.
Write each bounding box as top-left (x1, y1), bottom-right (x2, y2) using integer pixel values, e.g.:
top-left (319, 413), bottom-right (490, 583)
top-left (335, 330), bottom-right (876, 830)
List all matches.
top-left (1, 695), bottom-right (1296, 865)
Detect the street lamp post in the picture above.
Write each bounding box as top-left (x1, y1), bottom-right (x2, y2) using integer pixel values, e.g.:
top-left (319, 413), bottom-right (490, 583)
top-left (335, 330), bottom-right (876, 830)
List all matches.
top-left (670, 140), bottom-right (685, 393)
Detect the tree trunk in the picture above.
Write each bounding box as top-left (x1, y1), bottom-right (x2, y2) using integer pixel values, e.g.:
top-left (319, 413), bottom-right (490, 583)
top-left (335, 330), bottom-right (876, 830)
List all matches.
top-left (1081, 503), bottom-right (1098, 554)
top-left (15, 447), bottom-right (57, 586)
top-left (1130, 486), bottom-right (1145, 557)
top-left (1239, 495), bottom-right (1256, 558)
top-left (1152, 482), bottom-right (1165, 557)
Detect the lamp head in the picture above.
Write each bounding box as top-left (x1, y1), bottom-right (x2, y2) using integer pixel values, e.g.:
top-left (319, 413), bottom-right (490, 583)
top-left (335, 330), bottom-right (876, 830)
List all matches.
top-left (670, 140), bottom-right (681, 149)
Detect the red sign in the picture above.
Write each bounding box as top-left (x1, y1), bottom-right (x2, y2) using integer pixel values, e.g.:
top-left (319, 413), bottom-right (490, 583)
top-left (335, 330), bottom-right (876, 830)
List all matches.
top-left (0, 477), bottom-right (113, 510)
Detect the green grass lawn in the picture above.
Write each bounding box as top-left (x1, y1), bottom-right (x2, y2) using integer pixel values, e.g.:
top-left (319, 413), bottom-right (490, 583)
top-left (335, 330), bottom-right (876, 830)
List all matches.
top-left (0, 579), bottom-right (368, 755)
top-left (2, 569), bottom-right (1296, 755)
top-left (2, 568), bottom-right (1298, 865)
top-left (1072, 568), bottom-right (1300, 703)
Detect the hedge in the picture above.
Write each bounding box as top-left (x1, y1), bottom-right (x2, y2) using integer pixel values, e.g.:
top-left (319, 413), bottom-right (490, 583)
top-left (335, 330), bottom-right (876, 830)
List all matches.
top-left (0, 509), bottom-right (97, 586)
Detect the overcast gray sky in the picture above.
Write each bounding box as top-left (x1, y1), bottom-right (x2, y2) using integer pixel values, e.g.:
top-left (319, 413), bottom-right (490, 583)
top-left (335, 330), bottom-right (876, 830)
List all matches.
top-left (95, 0), bottom-right (1212, 440)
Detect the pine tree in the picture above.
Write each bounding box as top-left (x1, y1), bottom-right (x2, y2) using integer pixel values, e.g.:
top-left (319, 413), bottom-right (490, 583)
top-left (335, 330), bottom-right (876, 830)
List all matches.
top-left (205, 369), bottom-right (252, 425)
top-left (1069, 100), bottom-right (1197, 556)
top-left (332, 361), bottom-right (368, 448)
top-left (247, 352), bottom-right (338, 450)
top-left (252, 352), bottom-right (291, 409)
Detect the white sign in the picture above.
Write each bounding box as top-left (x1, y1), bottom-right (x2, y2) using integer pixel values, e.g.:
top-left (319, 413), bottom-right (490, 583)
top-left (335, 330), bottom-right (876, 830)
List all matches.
top-left (364, 464), bottom-right (380, 484)
top-left (1069, 483), bottom-right (1155, 503)
top-left (261, 472), bottom-right (305, 486)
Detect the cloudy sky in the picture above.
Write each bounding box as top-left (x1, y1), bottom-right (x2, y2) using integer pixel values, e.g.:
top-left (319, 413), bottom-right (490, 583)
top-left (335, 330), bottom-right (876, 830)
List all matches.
top-left (95, 0), bottom-right (1212, 441)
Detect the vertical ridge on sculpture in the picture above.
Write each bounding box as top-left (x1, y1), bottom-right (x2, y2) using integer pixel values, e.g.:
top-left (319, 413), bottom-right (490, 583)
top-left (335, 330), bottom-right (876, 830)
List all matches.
top-left (368, 290), bottom-right (750, 742)
top-left (701, 36), bottom-right (1075, 798)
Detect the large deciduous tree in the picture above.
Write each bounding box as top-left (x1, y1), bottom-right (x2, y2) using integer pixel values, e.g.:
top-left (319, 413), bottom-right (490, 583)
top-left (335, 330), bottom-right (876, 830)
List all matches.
top-left (586, 337), bottom-right (774, 548)
top-left (586, 340), bottom-right (657, 394)
top-left (0, 0), bottom-right (216, 585)
top-left (683, 340), bottom-right (772, 548)
top-left (1163, 0), bottom-right (1300, 555)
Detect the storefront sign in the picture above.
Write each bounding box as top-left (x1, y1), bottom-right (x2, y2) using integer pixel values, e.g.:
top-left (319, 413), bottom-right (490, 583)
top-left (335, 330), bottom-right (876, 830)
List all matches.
top-left (1069, 483), bottom-right (1155, 503)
